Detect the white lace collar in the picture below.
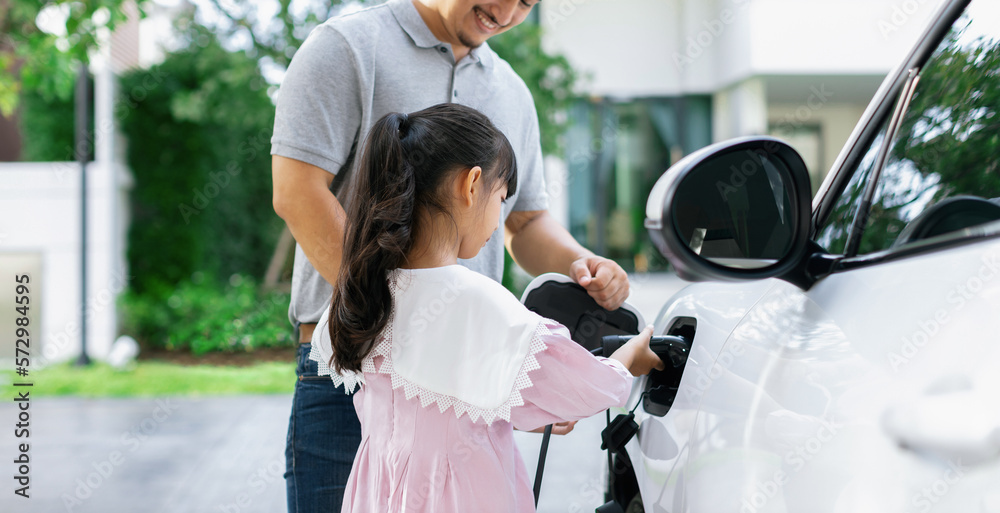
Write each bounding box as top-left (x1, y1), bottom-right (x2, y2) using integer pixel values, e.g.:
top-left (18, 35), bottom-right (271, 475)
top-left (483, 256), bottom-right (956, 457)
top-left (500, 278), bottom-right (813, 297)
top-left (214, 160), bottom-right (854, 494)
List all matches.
top-left (309, 266), bottom-right (548, 425)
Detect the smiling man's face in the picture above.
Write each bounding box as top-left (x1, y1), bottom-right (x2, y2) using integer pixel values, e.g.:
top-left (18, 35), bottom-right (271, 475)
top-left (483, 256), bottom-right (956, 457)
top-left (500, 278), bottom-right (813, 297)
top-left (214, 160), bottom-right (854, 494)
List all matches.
top-left (435, 0), bottom-right (538, 49)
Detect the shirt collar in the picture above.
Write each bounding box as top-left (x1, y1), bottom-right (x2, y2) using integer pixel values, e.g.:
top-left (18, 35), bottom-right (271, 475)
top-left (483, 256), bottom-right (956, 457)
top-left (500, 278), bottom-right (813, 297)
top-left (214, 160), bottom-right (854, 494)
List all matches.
top-left (469, 43), bottom-right (496, 69)
top-left (389, 0), bottom-right (440, 49)
top-left (389, 0), bottom-right (495, 69)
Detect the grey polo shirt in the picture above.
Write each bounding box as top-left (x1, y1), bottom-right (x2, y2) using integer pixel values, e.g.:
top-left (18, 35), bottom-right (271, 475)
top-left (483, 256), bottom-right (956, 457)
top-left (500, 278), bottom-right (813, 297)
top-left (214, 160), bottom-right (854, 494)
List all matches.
top-left (271, 0), bottom-right (549, 325)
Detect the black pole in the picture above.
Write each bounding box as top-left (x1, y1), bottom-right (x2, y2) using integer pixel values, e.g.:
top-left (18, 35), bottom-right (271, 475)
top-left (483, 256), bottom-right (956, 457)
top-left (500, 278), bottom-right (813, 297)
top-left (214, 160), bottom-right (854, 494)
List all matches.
top-left (75, 61), bottom-right (91, 366)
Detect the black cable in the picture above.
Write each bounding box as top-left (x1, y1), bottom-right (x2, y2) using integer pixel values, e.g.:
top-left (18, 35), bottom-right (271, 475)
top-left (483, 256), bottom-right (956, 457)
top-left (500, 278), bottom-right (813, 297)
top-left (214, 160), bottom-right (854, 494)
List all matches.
top-left (605, 409), bottom-right (614, 496)
top-left (532, 424), bottom-right (553, 506)
top-left (629, 393), bottom-right (646, 415)
top-left (603, 392), bottom-right (648, 503)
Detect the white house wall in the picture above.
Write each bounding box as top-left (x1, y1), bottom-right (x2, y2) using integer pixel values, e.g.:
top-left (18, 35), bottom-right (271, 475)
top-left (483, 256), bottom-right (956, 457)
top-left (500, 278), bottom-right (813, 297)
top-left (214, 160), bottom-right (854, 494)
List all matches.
top-left (747, 0), bottom-right (939, 77)
top-left (0, 161), bottom-right (129, 366)
top-left (712, 77), bottom-right (768, 142)
top-left (768, 102), bottom-right (868, 179)
top-left (542, 0), bottom-right (939, 96)
top-left (541, 0), bottom-right (683, 97)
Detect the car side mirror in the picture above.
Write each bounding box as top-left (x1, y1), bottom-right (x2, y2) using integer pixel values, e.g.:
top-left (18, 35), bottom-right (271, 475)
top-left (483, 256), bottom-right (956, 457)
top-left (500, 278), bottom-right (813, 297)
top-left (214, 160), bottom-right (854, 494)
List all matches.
top-left (645, 137), bottom-right (816, 287)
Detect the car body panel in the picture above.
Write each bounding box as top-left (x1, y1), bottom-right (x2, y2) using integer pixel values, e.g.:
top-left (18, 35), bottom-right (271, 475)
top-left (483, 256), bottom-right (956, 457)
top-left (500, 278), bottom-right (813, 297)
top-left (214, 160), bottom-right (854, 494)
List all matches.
top-left (631, 231), bottom-right (1000, 513)
top-left (629, 280), bottom-right (775, 511)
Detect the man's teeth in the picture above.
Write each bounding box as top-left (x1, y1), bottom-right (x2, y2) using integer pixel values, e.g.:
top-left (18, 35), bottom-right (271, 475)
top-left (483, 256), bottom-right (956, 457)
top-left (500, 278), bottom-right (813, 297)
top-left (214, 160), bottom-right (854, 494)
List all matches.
top-left (477, 11), bottom-right (498, 29)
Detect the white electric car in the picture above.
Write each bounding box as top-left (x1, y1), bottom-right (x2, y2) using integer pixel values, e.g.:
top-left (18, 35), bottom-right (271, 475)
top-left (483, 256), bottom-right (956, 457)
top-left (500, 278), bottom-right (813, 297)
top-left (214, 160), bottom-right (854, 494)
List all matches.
top-left (609, 0), bottom-right (1000, 511)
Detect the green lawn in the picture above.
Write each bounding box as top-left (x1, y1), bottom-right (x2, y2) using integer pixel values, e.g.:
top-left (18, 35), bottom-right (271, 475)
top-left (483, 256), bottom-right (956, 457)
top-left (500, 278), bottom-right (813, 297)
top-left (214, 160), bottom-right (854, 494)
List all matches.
top-left (0, 361), bottom-right (296, 397)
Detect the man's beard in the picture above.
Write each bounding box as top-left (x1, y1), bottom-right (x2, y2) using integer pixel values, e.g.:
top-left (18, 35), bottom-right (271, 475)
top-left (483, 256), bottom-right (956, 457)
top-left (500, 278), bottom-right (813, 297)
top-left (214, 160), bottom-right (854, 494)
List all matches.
top-left (457, 30), bottom-right (484, 50)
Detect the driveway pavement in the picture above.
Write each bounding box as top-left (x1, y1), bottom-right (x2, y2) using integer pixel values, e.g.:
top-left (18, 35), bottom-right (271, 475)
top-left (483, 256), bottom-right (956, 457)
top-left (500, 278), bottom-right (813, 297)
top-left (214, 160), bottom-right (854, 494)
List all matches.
top-left (2, 395), bottom-right (288, 513)
top-left (0, 273), bottom-right (688, 513)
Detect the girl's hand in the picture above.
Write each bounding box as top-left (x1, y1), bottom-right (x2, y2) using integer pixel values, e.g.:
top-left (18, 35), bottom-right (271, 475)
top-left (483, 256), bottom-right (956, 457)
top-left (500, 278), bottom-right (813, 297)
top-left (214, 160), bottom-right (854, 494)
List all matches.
top-left (525, 421), bottom-right (578, 436)
top-left (609, 325), bottom-right (666, 377)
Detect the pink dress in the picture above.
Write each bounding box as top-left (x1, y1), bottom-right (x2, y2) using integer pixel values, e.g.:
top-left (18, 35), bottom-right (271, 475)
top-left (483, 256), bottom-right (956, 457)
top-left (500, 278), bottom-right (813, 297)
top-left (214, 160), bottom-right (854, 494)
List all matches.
top-left (310, 266), bottom-right (633, 513)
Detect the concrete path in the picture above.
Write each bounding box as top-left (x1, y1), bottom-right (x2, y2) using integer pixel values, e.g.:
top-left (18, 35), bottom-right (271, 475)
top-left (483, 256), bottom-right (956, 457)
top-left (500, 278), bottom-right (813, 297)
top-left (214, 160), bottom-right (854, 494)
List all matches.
top-left (0, 273), bottom-right (690, 513)
top-left (1, 395), bottom-right (288, 513)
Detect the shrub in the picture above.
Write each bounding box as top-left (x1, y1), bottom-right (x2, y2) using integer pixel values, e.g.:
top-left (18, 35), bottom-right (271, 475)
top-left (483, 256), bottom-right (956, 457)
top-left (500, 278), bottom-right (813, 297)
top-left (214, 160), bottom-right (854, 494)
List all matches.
top-left (120, 273), bottom-right (294, 355)
top-left (17, 82), bottom-right (81, 161)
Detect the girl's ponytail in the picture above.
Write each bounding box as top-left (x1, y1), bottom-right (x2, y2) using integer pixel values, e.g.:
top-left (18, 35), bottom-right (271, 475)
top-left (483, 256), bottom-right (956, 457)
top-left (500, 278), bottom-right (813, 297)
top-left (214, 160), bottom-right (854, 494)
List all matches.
top-left (328, 103), bottom-right (517, 373)
top-left (329, 113), bottom-right (416, 372)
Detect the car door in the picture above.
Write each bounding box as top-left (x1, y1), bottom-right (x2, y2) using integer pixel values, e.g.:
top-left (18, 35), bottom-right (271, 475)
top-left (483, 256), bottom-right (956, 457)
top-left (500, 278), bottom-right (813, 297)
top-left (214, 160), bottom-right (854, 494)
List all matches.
top-left (678, 2), bottom-right (1000, 512)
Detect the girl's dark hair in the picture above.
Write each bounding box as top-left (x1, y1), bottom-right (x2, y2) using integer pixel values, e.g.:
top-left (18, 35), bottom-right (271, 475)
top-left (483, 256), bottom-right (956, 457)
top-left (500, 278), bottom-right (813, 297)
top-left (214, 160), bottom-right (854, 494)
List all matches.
top-left (328, 103), bottom-right (517, 373)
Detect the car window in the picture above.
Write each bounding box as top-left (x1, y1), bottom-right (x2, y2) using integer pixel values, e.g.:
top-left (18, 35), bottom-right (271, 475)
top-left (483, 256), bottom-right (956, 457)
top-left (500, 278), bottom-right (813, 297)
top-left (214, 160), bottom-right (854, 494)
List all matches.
top-left (814, 130), bottom-right (886, 254)
top-left (817, 2), bottom-right (1000, 255)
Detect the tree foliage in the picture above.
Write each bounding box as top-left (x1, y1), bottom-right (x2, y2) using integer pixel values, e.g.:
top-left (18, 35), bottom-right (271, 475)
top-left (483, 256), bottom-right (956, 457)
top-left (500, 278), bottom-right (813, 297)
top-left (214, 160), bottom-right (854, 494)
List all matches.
top-left (893, 31), bottom-right (1000, 197)
top-left (858, 27), bottom-right (1000, 253)
top-left (0, 0), bottom-right (137, 116)
top-left (817, 21), bottom-right (1000, 255)
top-left (489, 21), bottom-right (577, 155)
top-left (17, 82), bottom-right (79, 161)
top-left (202, 0), bottom-right (342, 70)
top-left (120, 18), bottom-right (281, 297)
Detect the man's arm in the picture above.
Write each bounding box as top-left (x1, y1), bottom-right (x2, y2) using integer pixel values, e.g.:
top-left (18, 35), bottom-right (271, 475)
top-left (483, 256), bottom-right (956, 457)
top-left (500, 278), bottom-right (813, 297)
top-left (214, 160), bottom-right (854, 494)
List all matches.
top-left (505, 210), bottom-right (630, 310)
top-left (272, 155), bottom-right (347, 285)
top-left (270, 23), bottom-right (362, 289)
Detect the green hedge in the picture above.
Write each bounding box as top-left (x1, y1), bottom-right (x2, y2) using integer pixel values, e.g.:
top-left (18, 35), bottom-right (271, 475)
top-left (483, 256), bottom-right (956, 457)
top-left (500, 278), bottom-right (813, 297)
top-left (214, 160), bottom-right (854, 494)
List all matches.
top-left (119, 273), bottom-right (293, 355)
top-left (118, 35), bottom-right (282, 297)
top-left (17, 84), bottom-right (80, 162)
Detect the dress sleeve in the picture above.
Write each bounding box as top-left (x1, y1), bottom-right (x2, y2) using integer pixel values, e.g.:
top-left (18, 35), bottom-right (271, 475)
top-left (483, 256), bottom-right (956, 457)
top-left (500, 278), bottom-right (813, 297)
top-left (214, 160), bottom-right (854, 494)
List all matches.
top-left (511, 321), bottom-right (634, 431)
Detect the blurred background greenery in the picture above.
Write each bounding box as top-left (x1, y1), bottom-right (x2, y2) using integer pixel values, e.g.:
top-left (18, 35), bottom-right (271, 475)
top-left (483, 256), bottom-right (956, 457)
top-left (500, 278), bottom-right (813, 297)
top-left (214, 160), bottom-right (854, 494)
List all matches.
top-left (3, 0), bottom-right (579, 368)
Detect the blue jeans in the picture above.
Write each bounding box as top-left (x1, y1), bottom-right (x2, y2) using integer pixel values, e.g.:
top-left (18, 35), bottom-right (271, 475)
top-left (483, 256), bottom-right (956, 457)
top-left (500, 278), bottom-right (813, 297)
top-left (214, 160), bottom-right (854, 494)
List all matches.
top-left (285, 341), bottom-right (362, 513)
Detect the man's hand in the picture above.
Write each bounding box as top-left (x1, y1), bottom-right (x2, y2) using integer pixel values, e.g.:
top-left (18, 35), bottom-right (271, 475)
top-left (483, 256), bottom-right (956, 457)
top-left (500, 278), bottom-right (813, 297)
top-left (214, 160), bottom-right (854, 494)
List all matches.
top-left (569, 255), bottom-right (629, 311)
top-left (506, 210), bottom-right (631, 310)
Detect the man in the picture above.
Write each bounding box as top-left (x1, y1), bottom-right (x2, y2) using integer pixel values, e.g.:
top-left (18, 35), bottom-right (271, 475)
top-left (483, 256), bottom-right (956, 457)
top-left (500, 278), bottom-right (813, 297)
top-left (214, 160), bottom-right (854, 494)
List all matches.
top-left (270, 1), bottom-right (631, 511)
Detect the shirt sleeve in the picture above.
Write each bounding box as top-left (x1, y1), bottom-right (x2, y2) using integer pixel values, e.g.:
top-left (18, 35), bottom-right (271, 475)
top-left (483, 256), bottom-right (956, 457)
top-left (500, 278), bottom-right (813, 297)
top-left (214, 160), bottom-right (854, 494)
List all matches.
top-left (510, 90), bottom-right (550, 213)
top-left (270, 24), bottom-right (363, 175)
top-left (512, 321), bottom-right (633, 432)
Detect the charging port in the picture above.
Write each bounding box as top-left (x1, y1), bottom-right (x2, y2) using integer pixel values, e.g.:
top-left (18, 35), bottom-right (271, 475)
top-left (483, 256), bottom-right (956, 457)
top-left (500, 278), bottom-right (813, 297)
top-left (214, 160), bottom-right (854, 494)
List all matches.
top-left (644, 317), bottom-right (696, 417)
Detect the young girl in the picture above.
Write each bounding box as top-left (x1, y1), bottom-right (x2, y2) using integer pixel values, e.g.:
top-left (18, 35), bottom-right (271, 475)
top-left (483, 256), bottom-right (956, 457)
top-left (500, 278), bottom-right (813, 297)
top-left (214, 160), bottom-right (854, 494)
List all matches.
top-left (309, 103), bottom-right (663, 512)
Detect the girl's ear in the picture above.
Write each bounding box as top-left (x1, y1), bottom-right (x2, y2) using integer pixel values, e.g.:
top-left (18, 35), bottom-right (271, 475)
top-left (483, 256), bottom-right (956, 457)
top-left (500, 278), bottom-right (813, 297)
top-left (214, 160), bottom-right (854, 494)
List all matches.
top-left (458, 166), bottom-right (483, 207)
